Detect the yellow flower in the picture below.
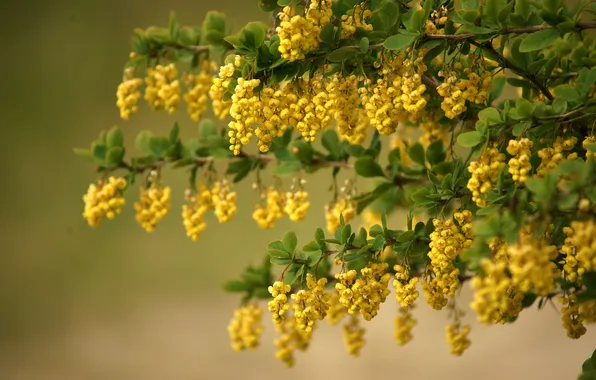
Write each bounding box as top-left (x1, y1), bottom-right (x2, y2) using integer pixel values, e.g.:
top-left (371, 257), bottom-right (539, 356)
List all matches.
top-left (227, 303), bottom-right (264, 352)
top-left (343, 315), bottom-right (366, 356)
top-left (446, 323), bottom-right (471, 356)
top-left (134, 181), bottom-right (171, 233)
top-left (394, 307), bottom-right (416, 346)
top-left (82, 176), bottom-right (127, 227)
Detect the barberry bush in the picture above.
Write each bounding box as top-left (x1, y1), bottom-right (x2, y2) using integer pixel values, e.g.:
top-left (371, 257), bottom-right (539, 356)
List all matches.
top-left (75, 0), bottom-right (596, 375)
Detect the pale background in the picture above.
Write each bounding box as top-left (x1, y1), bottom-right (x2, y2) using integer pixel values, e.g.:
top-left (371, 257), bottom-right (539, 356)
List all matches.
top-left (2, 0), bottom-right (594, 379)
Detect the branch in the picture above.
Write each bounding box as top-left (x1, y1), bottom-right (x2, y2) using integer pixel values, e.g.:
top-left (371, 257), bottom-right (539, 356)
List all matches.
top-left (469, 40), bottom-right (554, 100)
top-left (426, 22), bottom-right (596, 41)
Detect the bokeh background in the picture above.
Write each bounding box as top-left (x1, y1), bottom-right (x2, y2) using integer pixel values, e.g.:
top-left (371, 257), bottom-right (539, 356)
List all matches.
top-left (3, 0), bottom-right (594, 379)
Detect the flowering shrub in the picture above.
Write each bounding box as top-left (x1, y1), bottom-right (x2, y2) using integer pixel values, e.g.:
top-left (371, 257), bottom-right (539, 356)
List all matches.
top-left (75, 0), bottom-right (596, 375)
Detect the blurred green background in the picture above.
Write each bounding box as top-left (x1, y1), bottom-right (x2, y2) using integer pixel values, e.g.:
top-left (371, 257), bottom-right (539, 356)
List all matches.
top-left (3, 0), bottom-right (594, 379)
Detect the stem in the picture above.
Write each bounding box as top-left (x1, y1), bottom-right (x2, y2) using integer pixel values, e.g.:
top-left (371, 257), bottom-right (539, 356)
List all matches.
top-left (426, 22), bottom-right (596, 41)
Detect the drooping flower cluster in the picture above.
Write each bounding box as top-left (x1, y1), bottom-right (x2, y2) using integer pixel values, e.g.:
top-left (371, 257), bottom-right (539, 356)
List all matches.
top-left (419, 114), bottom-right (447, 148)
top-left (562, 220), bottom-right (596, 277)
top-left (82, 176), bottom-right (127, 227)
top-left (252, 187), bottom-right (286, 229)
top-left (424, 6), bottom-right (449, 35)
top-left (291, 274), bottom-right (330, 332)
top-left (359, 50), bottom-right (428, 135)
top-left (276, 0), bottom-right (332, 61)
top-left (144, 63), bottom-right (181, 114)
top-left (507, 227), bottom-right (560, 296)
top-left (335, 262), bottom-right (392, 321)
top-left (268, 281), bottom-right (292, 324)
top-left (183, 60), bottom-right (217, 121)
top-left (467, 146), bottom-right (506, 207)
top-left (340, 4), bottom-right (373, 39)
top-left (446, 323), bottom-right (471, 356)
top-left (116, 66), bottom-right (143, 120)
top-left (327, 74), bottom-right (366, 143)
top-left (227, 303), bottom-right (264, 352)
top-left (536, 136), bottom-right (578, 177)
top-left (437, 61), bottom-right (493, 119)
top-left (181, 184), bottom-right (212, 241)
top-left (470, 241), bottom-right (524, 325)
top-left (558, 293), bottom-right (587, 339)
top-left (423, 211), bottom-right (474, 310)
top-left (343, 315), bottom-right (366, 356)
top-left (394, 307), bottom-right (416, 346)
top-left (274, 314), bottom-right (313, 367)
top-left (284, 187), bottom-right (311, 222)
top-left (210, 179), bottom-right (237, 223)
top-left (209, 62), bottom-right (235, 120)
top-left (134, 174), bottom-right (172, 232)
top-left (507, 138), bottom-right (533, 184)
top-left (325, 196), bottom-right (356, 234)
top-left (393, 264), bottom-right (419, 308)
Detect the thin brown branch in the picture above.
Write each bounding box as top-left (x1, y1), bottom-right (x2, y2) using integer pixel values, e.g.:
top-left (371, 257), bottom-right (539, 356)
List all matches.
top-left (426, 22), bottom-right (596, 41)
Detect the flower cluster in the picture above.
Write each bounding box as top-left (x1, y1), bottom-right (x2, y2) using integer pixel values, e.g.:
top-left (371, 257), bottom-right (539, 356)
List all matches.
top-left (507, 138), bottom-right (533, 184)
top-left (82, 176), bottom-right (127, 227)
top-left (393, 264), bottom-right (419, 308)
top-left (144, 63), bottom-right (181, 114)
top-left (291, 274), bottom-right (330, 332)
top-left (467, 146), bottom-right (506, 207)
top-left (252, 187), bottom-right (286, 229)
top-left (340, 4), bottom-right (373, 39)
top-left (184, 60), bottom-right (217, 121)
top-left (446, 323), bottom-right (471, 356)
top-left (227, 303), bottom-right (264, 352)
top-left (268, 281), bottom-right (292, 324)
top-left (584, 136), bottom-right (596, 159)
top-left (134, 174), bottom-right (172, 232)
top-left (507, 227), bottom-right (559, 296)
top-left (359, 50), bottom-right (428, 135)
top-left (424, 211), bottom-right (474, 310)
top-left (562, 220), bottom-right (596, 277)
top-left (394, 307), bottom-right (416, 346)
top-left (343, 315), bottom-right (366, 356)
top-left (425, 6), bottom-right (448, 35)
top-left (209, 62), bottom-right (235, 120)
top-left (274, 314), bottom-right (312, 367)
top-left (284, 187), bottom-right (311, 222)
top-left (210, 179), bottom-right (237, 223)
top-left (437, 61), bottom-right (493, 119)
top-left (470, 246), bottom-right (524, 325)
top-left (276, 0), bottom-right (332, 61)
top-left (558, 294), bottom-right (587, 339)
top-left (181, 184), bottom-right (212, 241)
top-left (335, 262), bottom-right (392, 321)
top-left (325, 196), bottom-right (356, 234)
top-left (536, 136), bottom-right (578, 177)
top-left (116, 66), bottom-right (143, 120)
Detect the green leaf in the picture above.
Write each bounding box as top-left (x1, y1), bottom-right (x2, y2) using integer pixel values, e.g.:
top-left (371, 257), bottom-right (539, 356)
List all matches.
top-left (106, 126), bottom-right (124, 148)
top-left (371, 235), bottom-right (385, 251)
top-left (515, 97), bottom-right (533, 118)
top-left (426, 140), bottom-right (445, 165)
top-left (106, 147), bottom-right (125, 165)
top-left (553, 84), bottom-right (580, 101)
top-left (355, 156), bottom-right (386, 178)
top-left (383, 34), bottom-right (417, 51)
top-left (282, 231), bottom-right (298, 254)
top-left (327, 47), bottom-right (359, 62)
top-left (407, 143), bottom-right (426, 166)
top-left (396, 230), bottom-right (415, 243)
top-left (135, 130), bottom-right (154, 154)
top-left (457, 131), bottom-right (484, 147)
top-left (519, 29), bottom-right (560, 53)
top-left (240, 21), bottom-right (268, 49)
top-left (321, 129), bottom-right (342, 159)
top-left (91, 142), bottom-right (107, 163)
top-left (148, 136), bottom-right (171, 158)
top-left (275, 161), bottom-right (302, 176)
top-left (222, 280), bottom-right (248, 293)
top-left (73, 148), bottom-right (93, 160)
top-left (378, 1), bottom-right (399, 30)
top-left (489, 76), bottom-right (507, 103)
top-left (478, 107), bottom-right (502, 124)
top-left (169, 11), bottom-right (180, 42)
top-left (359, 37), bottom-right (369, 53)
